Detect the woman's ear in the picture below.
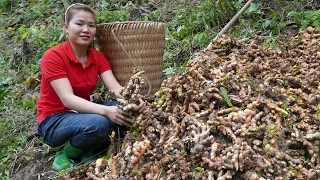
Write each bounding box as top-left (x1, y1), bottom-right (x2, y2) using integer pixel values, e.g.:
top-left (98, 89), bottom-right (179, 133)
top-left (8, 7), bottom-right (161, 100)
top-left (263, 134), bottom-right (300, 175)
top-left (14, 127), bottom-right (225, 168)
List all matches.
top-left (64, 23), bottom-right (68, 34)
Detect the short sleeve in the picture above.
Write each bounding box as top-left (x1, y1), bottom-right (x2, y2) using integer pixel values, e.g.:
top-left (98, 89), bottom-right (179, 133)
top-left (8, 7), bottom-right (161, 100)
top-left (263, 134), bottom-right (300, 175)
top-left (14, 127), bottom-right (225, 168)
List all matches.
top-left (96, 52), bottom-right (112, 74)
top-left (41, 50), bottom-right (67, 83)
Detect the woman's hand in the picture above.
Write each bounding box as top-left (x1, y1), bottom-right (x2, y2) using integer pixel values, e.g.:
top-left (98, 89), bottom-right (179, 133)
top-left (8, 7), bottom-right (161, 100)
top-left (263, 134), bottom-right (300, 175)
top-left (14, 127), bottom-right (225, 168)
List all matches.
top-left (138, 98), bottom-right (146, 113)
top-left (104, 106), bottom-right (134, 127)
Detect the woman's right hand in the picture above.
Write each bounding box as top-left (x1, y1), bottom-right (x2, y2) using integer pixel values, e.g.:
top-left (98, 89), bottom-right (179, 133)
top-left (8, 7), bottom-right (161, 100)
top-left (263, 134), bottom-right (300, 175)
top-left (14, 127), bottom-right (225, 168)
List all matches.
top-left (103, 106), bottom-right (134, 127)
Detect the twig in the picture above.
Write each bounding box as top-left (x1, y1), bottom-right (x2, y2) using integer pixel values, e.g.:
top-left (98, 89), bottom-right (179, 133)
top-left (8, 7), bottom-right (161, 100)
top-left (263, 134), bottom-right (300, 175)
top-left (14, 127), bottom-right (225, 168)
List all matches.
top-left (157, 169), bottom-right (163, 180)
top-left (207, 0), bottom-right (254, 49)
top-left (10, 153), bottom-right (19, 177)
top-left (215, 0), bottom-right (254, 39)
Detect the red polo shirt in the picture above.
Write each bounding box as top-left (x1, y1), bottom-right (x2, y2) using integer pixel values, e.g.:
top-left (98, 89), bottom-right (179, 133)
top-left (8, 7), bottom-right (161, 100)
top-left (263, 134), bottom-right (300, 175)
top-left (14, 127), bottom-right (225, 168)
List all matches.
top-left (36, 40), bottom-right (111, 124)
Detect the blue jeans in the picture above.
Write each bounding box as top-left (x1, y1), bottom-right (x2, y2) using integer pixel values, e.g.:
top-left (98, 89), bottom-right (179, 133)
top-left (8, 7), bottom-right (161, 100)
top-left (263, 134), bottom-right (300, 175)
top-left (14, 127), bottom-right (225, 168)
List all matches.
top-left (37, 101), bottom-right (122, 149)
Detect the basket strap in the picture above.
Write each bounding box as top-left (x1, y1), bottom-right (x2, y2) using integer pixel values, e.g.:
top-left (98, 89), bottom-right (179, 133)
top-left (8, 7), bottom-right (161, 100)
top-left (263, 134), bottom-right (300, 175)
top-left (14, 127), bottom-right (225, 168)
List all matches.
top-left (111, 29), bottom-right (152, 96)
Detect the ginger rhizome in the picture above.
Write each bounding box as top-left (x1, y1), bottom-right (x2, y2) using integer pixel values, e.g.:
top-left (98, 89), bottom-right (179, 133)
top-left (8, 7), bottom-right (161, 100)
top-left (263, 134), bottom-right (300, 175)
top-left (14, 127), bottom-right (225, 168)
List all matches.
top-left (61, 27), bottom-right (320, 180)
top-left (110, 70), bottom-right (146, 121)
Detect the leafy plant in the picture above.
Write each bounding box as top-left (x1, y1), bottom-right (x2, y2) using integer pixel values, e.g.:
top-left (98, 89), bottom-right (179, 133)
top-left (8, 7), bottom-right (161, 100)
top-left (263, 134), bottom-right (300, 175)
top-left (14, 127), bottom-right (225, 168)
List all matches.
top-left (0, 0), bottom-right (13, 13)
top-left (288, 10), bottom-right (320, 30)
top-left (97, 8), bottom-right (131, 23)
top-left (263, 36), bottom-right (281, 49)
top-left (23, 99), bottom-right (37, 111)
top-left (194, 167), bottom-right (205, 173)
top-left (232, 2), bottom-right (286, 38)
top-left (95, 1), bottom-right (135, 23)
top-left (160, 0), bottom-right (240, 74)
top-left (0, 77), bottom-right (14, 88)
top-left (192, 166), bottom-right (205, 176)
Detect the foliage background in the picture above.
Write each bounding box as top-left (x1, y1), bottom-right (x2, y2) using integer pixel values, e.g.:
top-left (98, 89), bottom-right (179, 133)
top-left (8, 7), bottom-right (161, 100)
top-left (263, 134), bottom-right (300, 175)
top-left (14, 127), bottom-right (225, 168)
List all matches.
top-left (0, 0), bottom-right (319, 179)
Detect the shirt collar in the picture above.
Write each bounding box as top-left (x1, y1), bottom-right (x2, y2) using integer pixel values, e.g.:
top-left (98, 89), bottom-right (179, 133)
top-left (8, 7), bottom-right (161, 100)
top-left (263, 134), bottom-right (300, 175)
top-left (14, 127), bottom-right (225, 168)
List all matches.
top-left (63, 40), bottom-right (96, 66)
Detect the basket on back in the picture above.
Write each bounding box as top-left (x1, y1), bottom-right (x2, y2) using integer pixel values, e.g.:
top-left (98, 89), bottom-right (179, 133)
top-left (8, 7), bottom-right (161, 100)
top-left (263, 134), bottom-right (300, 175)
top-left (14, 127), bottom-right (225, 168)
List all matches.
top-left (96, 21), bottom-right (165, 98)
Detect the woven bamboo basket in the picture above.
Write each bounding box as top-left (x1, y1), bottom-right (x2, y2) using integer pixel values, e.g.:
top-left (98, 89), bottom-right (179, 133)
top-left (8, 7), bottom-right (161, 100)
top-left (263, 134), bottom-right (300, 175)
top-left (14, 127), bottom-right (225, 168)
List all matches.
top-left (96, 21), bottom-right (165, 98)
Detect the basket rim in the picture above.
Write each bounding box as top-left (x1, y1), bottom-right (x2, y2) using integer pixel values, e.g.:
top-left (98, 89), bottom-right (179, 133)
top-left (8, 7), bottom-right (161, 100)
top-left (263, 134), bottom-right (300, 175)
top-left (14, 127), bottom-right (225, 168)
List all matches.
top-left (97, 21), bottom-right (165, 27)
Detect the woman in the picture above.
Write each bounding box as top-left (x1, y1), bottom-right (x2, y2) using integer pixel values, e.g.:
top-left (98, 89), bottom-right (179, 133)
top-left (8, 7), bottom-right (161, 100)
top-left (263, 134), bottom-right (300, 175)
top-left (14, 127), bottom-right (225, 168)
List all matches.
top-left (37, 3), bottom-right (144, 171)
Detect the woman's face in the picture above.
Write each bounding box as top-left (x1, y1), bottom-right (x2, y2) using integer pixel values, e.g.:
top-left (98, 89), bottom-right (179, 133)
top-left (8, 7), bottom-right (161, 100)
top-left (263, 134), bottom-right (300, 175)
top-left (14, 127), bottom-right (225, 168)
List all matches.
top-left (65, 10), bottom-right (96, 47)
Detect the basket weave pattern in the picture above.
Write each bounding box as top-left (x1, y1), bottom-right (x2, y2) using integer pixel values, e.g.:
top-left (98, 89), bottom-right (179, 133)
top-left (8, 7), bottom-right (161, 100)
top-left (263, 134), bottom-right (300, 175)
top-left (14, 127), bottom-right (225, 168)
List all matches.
top-left (96, 21), bottom-right (165, 96)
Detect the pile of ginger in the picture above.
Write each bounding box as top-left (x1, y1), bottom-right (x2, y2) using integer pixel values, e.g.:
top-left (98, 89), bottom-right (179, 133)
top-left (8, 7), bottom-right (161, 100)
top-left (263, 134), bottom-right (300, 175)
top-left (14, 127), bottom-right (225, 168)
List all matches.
top-left (61, 27), bottom-right (320, 180)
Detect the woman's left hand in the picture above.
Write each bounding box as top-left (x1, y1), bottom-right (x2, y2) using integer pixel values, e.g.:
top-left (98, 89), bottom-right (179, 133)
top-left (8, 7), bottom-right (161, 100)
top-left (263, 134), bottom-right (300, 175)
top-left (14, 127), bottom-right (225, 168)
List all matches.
top-left (138, 98), bottom-right (146, 113)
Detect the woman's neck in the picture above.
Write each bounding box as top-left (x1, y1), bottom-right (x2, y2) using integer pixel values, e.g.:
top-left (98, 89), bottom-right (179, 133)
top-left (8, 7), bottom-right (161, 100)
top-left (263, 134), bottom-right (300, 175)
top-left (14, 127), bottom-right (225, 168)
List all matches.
top-left (69, 42), bottom-right (88, 65)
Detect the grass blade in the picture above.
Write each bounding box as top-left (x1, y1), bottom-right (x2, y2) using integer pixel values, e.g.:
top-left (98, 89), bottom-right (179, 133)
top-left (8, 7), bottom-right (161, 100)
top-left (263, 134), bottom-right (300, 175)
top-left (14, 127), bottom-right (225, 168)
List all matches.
top-left (219, 87), bottom-right (233, 108)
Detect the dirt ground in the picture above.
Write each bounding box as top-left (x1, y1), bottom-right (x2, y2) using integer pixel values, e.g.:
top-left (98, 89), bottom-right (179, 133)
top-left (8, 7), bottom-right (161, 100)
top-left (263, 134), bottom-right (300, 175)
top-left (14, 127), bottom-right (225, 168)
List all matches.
top-left (10, 142), bottom-right (58, 180)
top-left (10, 127), bottom-right (112, 180)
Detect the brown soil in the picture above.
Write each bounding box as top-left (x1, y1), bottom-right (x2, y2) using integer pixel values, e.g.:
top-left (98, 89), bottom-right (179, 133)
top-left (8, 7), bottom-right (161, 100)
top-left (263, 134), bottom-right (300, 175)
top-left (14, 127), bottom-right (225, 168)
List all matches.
top-left (10, 142), bottom-right (58, 180)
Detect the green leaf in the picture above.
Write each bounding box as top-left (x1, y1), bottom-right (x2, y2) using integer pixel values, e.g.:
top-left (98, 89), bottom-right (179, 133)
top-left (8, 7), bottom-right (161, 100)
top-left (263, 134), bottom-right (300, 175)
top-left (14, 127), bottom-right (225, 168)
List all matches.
top-left (0, 89), bottom-right (9, 102)
top-left (1, 156), bottom-right (10, 164)
top-left (193, 167), bottom-right (205, 174)
top-left (4, 169), bottom-right (10, 179)
top-left (58, 31), bottom-right (65, 41)
top-left (30, 27), bottom-right (39, 35)
top-left (30, 0), bottom-right (36, 7)
top-left (247, 3), bottom-right (261, 14)
top-left (21, 32), bottom-right (30, 40)
top-left (283, 103), bottom-right (289, 110)
top-left (262, 20), bottom-right (272, 29)
top-left (163, 67), bottom-right (176, 76)
top-left (38, 37), bottom-right (47, 45)
top-left (102, 152), bottom-right (112, 161)
top-left (287, 11), bottom-right (299, 17)
top-left (182, 57), bottom-right (191, 68)
top-left (219, 87), bottom-right (233, 108)
top-left (47, 41), bottom-right (59, 48)
top-left (282, 103), bottom-right (290, 118)
top-left (179, 151), bottom-right (186, 157)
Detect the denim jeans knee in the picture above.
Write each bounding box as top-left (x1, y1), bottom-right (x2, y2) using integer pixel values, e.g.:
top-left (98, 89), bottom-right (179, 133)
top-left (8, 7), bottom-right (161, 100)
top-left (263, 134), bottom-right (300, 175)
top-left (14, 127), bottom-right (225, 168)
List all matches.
top-left (38, 112), bottom-right (112, 149)
top-left (37, 100), bottom-right (123, 149)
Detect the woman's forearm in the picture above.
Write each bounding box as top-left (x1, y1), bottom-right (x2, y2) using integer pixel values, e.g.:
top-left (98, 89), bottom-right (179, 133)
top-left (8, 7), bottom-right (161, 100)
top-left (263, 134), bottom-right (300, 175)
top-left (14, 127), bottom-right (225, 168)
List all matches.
top-left (100, 70), bottom-right (124, 94)
top-left (62, 94), bottom-right (107, 115)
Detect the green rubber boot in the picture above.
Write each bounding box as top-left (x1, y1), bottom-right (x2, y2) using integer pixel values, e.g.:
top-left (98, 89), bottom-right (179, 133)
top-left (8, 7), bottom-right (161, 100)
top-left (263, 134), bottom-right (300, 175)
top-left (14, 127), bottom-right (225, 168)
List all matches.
top-left (52, 141), bottom-right (83, 171)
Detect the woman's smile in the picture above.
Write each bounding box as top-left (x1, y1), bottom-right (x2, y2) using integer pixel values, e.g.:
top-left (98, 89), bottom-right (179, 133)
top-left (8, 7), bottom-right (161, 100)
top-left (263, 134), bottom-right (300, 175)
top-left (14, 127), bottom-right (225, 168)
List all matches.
top-left (80, 35), bottom-right (90, 40)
